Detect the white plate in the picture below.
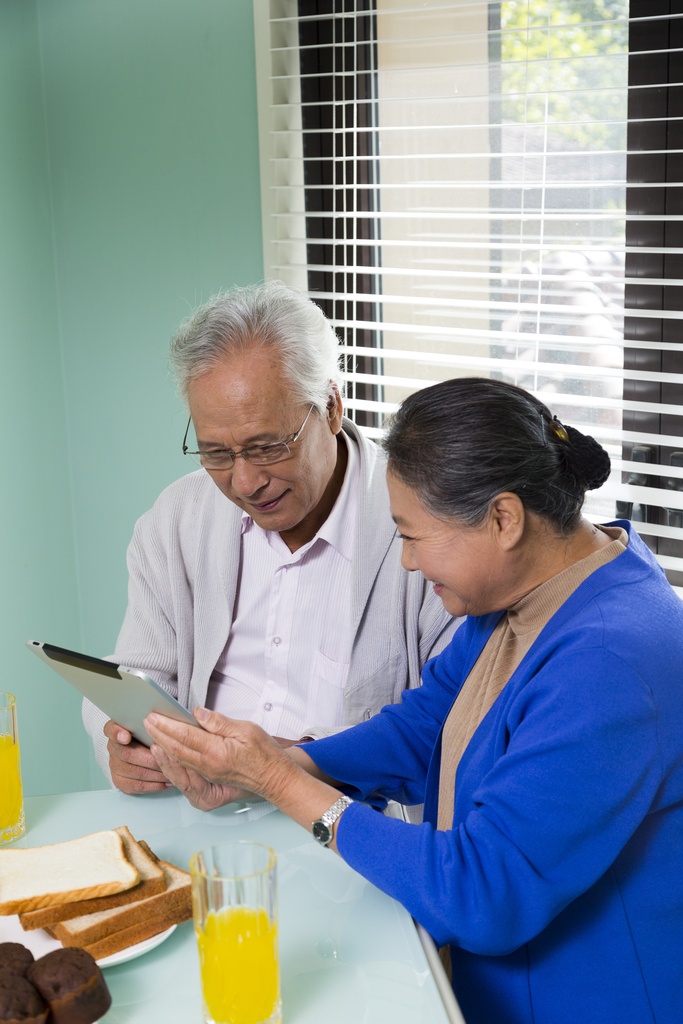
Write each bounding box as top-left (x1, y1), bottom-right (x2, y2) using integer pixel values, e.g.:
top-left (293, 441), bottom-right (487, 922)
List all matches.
top-left (0, 915), bottom-right (62, 959)
top-left (0, 915), bottom-right (176, 967)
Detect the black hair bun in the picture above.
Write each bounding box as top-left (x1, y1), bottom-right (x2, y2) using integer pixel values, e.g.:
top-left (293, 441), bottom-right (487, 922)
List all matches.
top-left (561, 424), bottom-right (611, 490)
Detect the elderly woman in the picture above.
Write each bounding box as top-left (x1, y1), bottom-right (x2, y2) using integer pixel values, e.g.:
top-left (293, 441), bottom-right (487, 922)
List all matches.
top-left (146, 378), bottom-right (683, 1024)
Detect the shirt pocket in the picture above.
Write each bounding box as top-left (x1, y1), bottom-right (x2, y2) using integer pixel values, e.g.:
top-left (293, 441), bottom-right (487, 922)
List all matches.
top-left (308, 650), bottom-right (349, 728)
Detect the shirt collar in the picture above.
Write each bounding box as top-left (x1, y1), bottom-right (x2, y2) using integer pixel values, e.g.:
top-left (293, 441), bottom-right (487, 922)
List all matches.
top-left (315, 429), bottom-right (358, 560)
top-left (240, 429), bottom-right (359, 562)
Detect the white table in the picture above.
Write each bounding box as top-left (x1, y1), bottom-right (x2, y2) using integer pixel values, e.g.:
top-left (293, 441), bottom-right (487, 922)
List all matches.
top-left (15, 789), bottom-right (464, 1023)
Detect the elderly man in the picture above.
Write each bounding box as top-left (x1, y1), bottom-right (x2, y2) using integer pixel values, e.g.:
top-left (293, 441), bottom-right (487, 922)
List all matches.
top-left (83, 282), bottom-right (459, 803)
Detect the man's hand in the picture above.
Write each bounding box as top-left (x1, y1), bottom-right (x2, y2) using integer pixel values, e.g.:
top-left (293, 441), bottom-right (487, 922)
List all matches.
top-left (151, 747), bottom-right (254, 810)
top-left (104, 719), bottom-right (172, 795)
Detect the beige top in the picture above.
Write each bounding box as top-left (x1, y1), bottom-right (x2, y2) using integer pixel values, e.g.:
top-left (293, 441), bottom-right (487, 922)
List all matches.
top-left (436, 527), bottom-right (628, 831)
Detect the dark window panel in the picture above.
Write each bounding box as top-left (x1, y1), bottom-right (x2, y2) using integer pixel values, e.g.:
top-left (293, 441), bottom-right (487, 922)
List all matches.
top-left (626, 154), bottom-right (665, 181)
top-left (630, 185), bottom-right (667, 217)
top-left (625, 2), bottom-right (683, 570)
top-left (297, 0), bottom-right (381, 430)
top-left (630, 3), bottom-right (671, 41)
top-left (671, 10), bottom-right (683, 47)
top-left (664, 222), bottom-right (683, 247)
top-left (663, 351), bottom-right (683, 375)
top-left (623, 313), bottom-right (662, 343)
top-left (629, 53), bottom-right (668, 84)
top-left (626, 285), bottom-right (664, 309)
top-left (308, 244), bottom-right (335, 265)
top-left (625, 221), bottom-right (665, 248)
top-left (668, 85), bottom-right (683, 118)
top-left (630, 253), bottom-right (664, 279)
top-left (666, 154), bottom-right (683, 188)
top-left (663, 286), bottom-right (683, 310)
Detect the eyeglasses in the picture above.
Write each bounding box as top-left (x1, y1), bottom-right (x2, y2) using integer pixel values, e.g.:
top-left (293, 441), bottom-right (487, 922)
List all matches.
top-left (182, 405), bottom-right (315, 470)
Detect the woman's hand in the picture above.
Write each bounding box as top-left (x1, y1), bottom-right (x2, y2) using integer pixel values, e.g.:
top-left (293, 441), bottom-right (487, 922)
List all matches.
top-left (144, 707), bottom-right (300, 805)
top-left (150, 747), bottom-right (255, 810)
top-left (143, 707), bottom-right (350, 852)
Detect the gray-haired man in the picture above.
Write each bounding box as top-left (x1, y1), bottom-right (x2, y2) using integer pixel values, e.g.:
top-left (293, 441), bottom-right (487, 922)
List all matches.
top-left (83, 282), bottom-right (460, 808)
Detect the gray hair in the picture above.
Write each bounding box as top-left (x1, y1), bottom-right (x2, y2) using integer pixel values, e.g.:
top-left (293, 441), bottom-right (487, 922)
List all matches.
top-left (384, 377), bottom-right (611, 537)
top-left (169, 281), bottom-right (343, 414)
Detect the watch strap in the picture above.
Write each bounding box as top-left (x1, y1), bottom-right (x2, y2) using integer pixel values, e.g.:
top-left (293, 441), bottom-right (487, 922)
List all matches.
top-left (312, 795), bottom-right (353, 846)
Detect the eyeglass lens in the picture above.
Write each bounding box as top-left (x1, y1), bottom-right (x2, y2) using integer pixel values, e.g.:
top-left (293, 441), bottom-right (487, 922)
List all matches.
top-left (190, 442), bottom-right (291, 469)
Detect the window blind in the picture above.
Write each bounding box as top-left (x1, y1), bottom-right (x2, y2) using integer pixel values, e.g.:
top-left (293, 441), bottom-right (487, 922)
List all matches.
top-left (255, 0), bottom-right (683, 592)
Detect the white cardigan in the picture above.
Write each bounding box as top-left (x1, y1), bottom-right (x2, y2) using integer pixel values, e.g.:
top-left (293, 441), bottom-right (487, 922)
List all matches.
top-left (83, 420), bottom-right (460, 782)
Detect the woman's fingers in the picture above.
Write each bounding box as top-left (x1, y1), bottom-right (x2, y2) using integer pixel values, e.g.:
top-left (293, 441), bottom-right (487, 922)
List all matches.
top-left (193, 708), bottom-right (275, 753)
top-left (146, 713), bottom-right (246, 785)
top-left (144, 710), bottom-right (290, 797)
top-left (151, 745), bottom-right (186, 785)
top-left (193, 706), bottom-right (239, 735)
top-left (146, 712), bottom-right (216, 753)
top-left (150, 745), bottom-right (250, 810)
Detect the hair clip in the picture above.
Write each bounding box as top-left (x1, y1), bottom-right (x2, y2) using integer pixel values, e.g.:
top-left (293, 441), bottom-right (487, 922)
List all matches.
top-left (550, 416), bottom-right (569, 442)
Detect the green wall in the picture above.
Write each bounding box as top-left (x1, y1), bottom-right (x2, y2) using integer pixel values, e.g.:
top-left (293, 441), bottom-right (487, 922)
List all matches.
top-left (0, 0), bottom-right (86, 797)
top-left (0, 0), bottom-right (263, 796)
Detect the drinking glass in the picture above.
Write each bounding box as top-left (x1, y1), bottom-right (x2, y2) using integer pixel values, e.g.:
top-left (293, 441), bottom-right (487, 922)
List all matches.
top-left (190, 841), bottom-right (280, 1024)
top-left (0, 692), bottom-right (25, 844)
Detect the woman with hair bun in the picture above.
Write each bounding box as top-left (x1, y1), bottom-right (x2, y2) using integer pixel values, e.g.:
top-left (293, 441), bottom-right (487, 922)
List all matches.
top-left (146, 378), bottom-right (683, 1024)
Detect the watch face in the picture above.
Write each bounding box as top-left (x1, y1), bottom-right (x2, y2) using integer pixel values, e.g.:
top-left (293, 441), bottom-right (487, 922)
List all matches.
top-left (312, 820), bottom-right (332, 845)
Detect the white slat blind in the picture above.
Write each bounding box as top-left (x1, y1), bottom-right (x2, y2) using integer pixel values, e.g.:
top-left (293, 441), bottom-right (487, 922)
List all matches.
top-left (255, 0), bottom-right (683, 592)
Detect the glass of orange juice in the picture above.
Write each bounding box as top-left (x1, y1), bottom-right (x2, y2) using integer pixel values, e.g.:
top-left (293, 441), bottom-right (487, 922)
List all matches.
top-left (190, 841), bottom-right (280, 1024)
top-left (0, 692), bottom-right (25, 845)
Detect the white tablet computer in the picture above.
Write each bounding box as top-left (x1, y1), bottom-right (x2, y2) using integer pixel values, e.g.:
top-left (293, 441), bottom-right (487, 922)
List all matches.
top-left (26, 640), bottom-right (200, 747)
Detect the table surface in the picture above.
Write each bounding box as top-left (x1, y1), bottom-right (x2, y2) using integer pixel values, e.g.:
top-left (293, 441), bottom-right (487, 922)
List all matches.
top-left (16, 789), bottom-right (453, 1024)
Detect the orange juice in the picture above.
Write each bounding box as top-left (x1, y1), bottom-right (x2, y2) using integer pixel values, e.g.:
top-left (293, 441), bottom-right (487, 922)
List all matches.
top-left (0, 731), bottom-right (24, 841)
top-left (196, 906), bottom-right (280, 1024)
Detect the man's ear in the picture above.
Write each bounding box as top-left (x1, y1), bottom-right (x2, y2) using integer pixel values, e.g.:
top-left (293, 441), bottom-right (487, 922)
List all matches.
top-left (489, 492), bottom-right (525, 551)
top-left (327, 382), bottom-right (344, 434)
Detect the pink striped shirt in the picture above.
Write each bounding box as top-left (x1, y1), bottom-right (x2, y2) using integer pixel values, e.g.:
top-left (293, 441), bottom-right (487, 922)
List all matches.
top-left (206, 432), bottom-right (359, 739)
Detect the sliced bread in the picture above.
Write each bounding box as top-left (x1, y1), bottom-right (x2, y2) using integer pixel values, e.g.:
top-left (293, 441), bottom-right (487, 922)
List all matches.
top-left (0, 830), bottom-right (140, 915)
top-left (82, 905), bottom-right (189, 960)
top-left (52, 860), bottom-right (191, 952)
top-left (137, 839), bottom-right (159, 863)
top-left (19, 826), bottom-right (166, 931)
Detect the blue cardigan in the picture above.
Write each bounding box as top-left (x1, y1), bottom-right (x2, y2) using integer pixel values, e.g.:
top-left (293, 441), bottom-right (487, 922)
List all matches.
top-left (303, 523), bottom-right (683, 1024)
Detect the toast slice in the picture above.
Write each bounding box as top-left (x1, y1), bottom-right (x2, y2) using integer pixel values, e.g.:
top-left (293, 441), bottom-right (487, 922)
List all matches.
top-left (52, 860), bottom-right (191, 954)
top-left (19, 827), bottom-right (166, 931)
top-left (81, 904), bottom-right (188, 960)
top-left (0, 830), bottom-right (140, 915)
top-left (137, 839), bottom-right (159, 863)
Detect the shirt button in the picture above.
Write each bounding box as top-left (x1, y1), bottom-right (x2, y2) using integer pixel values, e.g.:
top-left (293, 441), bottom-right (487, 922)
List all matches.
top-left (273, 637), bottom-right (281, 646)
top-left (264, 703), bottom-right (273, 712)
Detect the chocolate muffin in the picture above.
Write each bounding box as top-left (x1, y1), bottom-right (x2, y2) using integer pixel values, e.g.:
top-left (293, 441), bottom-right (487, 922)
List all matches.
top-left (27, 948), bottom-right (111, 1024)
top-left (0, 946), bottom-right (34, 979)
top-left (0, 968), bottom-right (49, 1024)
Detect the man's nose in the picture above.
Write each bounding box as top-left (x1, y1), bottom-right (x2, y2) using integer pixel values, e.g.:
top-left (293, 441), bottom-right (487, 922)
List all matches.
top-left (229, 456), bottom-right (270, 497)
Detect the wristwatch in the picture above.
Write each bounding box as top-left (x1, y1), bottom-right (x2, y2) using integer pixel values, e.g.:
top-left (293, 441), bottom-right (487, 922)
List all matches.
top-left (312, 795), bottom-right (353, 846)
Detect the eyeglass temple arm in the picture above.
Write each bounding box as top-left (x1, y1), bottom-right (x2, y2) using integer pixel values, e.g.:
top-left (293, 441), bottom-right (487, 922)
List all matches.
top-left (182, 415), bottom-right (192, 455)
